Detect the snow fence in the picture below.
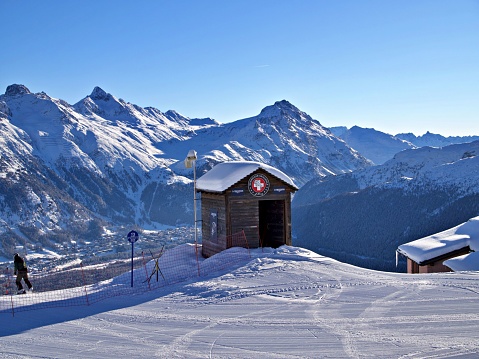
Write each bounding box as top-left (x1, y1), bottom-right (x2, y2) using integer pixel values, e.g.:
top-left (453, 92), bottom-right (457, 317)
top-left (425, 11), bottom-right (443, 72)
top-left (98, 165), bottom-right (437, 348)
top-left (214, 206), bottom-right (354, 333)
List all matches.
top-left (0, 231), bottom-right (251, 316)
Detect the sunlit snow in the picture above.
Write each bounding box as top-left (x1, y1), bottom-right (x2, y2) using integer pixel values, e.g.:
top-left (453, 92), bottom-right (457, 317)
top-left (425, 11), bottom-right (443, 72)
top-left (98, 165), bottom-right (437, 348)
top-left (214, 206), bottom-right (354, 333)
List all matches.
top-left (2, 245), bottom-right (479, 358)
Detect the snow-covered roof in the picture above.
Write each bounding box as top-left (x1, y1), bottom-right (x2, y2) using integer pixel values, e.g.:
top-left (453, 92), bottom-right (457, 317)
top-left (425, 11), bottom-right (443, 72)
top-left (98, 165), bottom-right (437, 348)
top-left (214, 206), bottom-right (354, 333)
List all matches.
top-left (196, 161), bottom-right (298, 193)
top-left (397, 216), bottom-right (479, 268)
top-left (444, 252), bottom-right (479, 272)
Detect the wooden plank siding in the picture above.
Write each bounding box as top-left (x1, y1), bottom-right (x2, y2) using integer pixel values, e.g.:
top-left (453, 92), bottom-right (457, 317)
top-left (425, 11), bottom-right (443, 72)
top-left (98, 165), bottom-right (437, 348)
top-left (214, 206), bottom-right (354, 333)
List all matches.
top-left (200, 193), bottom-right (227, 258)
top-left (406, 246), bottom-right (470, 273)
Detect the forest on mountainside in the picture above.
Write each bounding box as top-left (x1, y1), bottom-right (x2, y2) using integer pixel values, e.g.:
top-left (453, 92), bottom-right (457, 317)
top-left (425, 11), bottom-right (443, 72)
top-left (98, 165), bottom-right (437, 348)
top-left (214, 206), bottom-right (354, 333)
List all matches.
top-left (293, 188), bottom-right (479, 272)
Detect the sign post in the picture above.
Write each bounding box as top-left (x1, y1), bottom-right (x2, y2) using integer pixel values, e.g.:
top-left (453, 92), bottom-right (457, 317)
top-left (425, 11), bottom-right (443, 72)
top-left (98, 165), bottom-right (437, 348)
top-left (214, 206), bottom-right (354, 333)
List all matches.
top-left (184, 149), bottom-right (200, 276)
top-left (127, 230), bottom-right (139, 287)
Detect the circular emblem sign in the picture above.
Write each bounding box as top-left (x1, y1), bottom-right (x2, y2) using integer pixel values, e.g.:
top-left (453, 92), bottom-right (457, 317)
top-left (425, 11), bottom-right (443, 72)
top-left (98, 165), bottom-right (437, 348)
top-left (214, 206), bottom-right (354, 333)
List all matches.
top-left (248, 174), bottom-right (270, 197)
top-left (127, 230), bottom-right (139, 243)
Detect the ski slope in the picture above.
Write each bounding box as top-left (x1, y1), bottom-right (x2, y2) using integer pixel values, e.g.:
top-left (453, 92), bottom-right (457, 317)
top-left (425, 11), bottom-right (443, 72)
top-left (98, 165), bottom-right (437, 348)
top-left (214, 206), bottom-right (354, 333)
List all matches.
top-left (1, 246), bottom-right (479, 358)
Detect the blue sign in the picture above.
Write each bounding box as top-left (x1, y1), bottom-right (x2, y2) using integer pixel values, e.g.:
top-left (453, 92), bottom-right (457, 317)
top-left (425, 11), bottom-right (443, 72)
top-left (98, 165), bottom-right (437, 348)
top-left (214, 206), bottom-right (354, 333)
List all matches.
top-left (231, 188), bottom-right (245, 196)
top-left (127, 230), bottom-right (139, 243)
top-left (127, 230), bottom-right (139, 288)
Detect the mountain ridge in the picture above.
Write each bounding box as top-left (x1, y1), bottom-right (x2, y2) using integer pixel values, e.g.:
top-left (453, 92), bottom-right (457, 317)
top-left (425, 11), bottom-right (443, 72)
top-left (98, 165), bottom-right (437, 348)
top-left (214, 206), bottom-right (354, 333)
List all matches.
top-left (2, 84), bottom-right (478, 267)
top-left (0, 84), bottom-right (369, 258)
top-left (331, 125), bottom-right (479, 164)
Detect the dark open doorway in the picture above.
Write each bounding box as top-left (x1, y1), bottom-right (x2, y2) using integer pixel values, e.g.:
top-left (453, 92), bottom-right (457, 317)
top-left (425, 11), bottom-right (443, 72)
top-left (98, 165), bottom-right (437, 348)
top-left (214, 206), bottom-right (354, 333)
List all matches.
top-left (259, 200), bottom-right (285, 248)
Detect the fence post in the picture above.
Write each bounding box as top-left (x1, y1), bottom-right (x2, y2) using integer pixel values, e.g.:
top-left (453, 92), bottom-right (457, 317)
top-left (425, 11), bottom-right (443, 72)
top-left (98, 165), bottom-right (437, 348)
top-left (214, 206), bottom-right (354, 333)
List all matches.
top-left (5, 267), bottom-right (15, 317)
top-left (10, 293), bottom-right (14, 317)
top-left (141, 251), bottom-right (151, 290)
top-left (241, 230), bottom-right (251, 258)
top-left (195, 242), bottom-right (201, 277)
top-left (79, 262), bottom-right (90, 306)
top-left (257, 226), bottom-right (264, 252)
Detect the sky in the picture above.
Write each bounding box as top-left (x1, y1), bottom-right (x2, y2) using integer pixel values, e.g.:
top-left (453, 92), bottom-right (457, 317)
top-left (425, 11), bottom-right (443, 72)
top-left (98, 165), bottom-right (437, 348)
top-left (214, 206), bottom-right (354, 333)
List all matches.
top-left (1, 0), bottom-right (478, 136)
top-left (2, 244), bottom-right (479, 358)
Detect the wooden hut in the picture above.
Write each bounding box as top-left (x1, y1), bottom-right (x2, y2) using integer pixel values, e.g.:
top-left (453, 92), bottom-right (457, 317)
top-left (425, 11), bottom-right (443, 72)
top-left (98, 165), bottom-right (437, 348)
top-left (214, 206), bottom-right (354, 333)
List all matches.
top-left (401, 246), bottom-right (470, 274)
top-left (396, 216), bottom-right (479, 273)
top-left (196, 161), bottom-right (298, 258)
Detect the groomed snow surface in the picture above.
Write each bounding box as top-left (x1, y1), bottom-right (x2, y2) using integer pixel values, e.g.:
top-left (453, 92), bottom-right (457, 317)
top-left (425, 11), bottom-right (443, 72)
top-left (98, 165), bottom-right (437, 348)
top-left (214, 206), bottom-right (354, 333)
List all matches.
top-left (2, 245), bottom-right (479, 358)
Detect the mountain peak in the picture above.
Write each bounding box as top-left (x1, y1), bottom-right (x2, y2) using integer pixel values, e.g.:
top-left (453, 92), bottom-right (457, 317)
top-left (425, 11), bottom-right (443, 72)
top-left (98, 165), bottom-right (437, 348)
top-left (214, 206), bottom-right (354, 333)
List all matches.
top-left (165, 110), bottom-right (184, 120)
top-left (5, 84), bottom-right (31, 96)
top-left (273, 99), bottom-right (295, 109)
top-left (258, 100), bottom-right (302, 120)
top-left (270, 100), bottom-right (300, 114)
top-left (90, 86), bottom-right (110, 101)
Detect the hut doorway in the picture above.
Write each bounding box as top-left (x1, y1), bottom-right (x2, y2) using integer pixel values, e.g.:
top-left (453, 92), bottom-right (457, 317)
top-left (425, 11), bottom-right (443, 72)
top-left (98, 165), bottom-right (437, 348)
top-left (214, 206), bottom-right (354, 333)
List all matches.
top-left (259, 200), bottom-right (285, 248)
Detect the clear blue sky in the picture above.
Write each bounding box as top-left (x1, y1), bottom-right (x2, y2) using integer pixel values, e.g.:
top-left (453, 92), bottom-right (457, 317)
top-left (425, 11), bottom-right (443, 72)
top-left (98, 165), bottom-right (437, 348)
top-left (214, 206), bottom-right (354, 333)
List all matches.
top-left (1, 1), bottom-right (478, 136)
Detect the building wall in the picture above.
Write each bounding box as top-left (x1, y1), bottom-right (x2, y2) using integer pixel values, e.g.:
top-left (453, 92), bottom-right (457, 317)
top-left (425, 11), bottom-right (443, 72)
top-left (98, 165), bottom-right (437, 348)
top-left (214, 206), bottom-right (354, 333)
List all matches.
top-left (229, 198), bottom-right (261, 247)
top-left (201, 193), bottom-right (227, 258)
top-left (407, 258), bottom-right (419, 274)
top-left (407, 258), bottom-right (454, 274)
top-left (418, 262), bottom-right (452, 274)
top-left (225, 169), bottom-right (294, 248)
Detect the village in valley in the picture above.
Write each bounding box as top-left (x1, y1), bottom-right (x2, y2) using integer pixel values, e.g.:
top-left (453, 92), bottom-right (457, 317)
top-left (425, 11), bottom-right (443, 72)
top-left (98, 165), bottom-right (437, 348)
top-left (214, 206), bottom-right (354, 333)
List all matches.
top-left (4, 226), bottom-right (196, 273)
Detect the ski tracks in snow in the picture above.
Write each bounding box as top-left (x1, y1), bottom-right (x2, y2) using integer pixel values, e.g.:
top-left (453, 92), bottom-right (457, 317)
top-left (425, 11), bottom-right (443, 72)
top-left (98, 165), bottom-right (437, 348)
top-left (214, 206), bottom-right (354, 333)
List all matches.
top-left (3, 252), bottom-right (479, 358)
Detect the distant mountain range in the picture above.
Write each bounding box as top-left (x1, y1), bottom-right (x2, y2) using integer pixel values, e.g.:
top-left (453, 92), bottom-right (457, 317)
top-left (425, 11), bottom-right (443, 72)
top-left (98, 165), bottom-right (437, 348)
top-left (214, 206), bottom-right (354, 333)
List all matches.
top-left (0, 84), bottom-right (369, 257)
top-left (331, 126), bottom-right (479, 165)
top-left (1, 84), bottom-right (478, 268)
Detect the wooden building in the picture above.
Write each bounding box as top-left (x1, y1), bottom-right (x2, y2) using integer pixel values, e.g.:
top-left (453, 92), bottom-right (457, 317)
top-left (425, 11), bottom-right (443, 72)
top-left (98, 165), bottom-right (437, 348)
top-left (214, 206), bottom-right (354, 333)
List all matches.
top-left (396, 217), bottom-right (479, 273)
top-left (402, 246), bottom-right (470, 274)
top-left (196, 161), bottom-right (298, 258)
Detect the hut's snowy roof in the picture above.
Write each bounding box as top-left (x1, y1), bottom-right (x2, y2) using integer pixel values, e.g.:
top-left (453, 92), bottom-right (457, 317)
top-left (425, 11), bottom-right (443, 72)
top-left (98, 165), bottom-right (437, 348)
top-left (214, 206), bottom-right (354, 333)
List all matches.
top-left (397, 216), bottom-right (479, 268)
top-left (444, 252), bottom-right (479, 272)
top-left (196, 161), bottom-right (298, 193)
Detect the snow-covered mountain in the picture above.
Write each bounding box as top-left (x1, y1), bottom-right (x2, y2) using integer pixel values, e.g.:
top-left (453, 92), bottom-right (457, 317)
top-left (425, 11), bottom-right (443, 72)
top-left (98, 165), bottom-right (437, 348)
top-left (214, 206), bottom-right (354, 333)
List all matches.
top-left (0, 85), bottom-right (369, 257)
top-left (162, 100), bottom-right (372, 184)
top-left (397, 131), bottom-right (479, 148)
top-left (331, 125), bottom-right (479, 165)
top-left (293, 141), bottom-right (479, 271)
top-left (330, 126), bottom-right (416, 164)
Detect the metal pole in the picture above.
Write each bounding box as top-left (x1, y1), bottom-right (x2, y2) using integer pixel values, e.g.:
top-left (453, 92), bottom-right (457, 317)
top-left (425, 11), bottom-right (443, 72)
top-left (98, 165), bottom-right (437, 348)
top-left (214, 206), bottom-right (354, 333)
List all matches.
top-left (193, 160), bottom-right (201, 276)
top-left (193, 160), bottom-right (197, 246)
top-left (131, 242), bottom-right (134, 287)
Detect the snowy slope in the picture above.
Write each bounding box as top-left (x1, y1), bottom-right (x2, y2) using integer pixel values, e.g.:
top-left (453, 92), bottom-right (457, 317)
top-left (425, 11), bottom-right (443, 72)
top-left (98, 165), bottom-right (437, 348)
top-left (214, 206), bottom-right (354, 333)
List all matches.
top-left (330, 125), bottom-right (416, 164)
top-left (295, 140), bottom-right (479, 206)
top-left (1, 245), bottom-right (479, 358)
top-left (397, 131), bottom-right (479, 148)
top-left (163, 100), bottom-right (372, 185)
top-left (0, 99), bottom-right (95, 244)
top-left (74, 86), bottom-right (218, 145)
top-left (0, 85), bottom-right (212, 249)
top-left (331, 126), bottom-right (479, 165)
top-left (354, 141), bottom-right (479, 194)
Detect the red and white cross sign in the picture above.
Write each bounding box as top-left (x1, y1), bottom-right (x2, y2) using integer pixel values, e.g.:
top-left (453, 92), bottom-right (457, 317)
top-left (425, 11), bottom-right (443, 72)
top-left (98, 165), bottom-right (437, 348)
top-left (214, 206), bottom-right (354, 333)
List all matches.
top-left (252, 178), bottom-right (266, 192)
top-left (248, 174), bottom-right (270, 196)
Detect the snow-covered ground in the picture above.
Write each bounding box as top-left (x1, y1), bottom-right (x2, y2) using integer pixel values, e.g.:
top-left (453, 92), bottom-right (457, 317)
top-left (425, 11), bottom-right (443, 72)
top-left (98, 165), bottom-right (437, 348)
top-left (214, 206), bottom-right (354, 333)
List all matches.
top-left (1, 245), bottom-right (479, 358)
